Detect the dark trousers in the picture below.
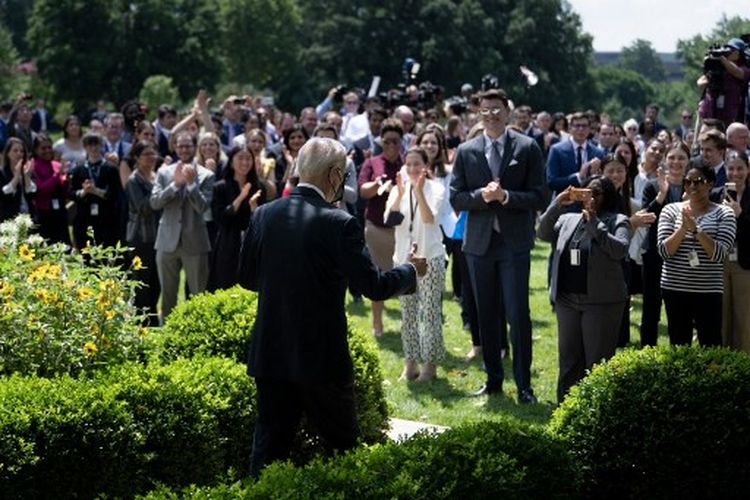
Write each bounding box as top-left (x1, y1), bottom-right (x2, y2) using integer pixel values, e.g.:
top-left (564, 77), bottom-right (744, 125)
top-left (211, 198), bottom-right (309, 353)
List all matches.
top-left (37, 208), bottom-right (70, 246)
top-left (465, 232), bottom-right (533, 391)
top-left (251, 378), bottom-right (358, 478)
top-left (662, 289), bottom-right (722, 346)
top-left (640, 251), bottom-right (663, 346)
top-left (451, 239), bottom-right (480, 346)
top-left (555, 293), bottom-right (623, 403)
top-left (131, 244), bottom-right (160, 327)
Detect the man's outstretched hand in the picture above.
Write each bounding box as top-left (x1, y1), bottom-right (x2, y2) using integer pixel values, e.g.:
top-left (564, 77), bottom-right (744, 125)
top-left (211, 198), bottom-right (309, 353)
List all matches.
top-left (407, 243), bottom-right (428, 277)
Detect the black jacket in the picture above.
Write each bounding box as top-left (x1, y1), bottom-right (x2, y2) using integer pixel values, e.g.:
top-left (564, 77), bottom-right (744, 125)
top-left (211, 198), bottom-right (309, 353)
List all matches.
top-left (239, 186), bottom-right (416, 383)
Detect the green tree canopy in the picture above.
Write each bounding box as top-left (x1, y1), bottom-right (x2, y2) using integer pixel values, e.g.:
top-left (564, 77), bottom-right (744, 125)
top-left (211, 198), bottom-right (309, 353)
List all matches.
top-left (28, 0), bottom-right (222, 112)
top-left (293, 0), bottom-right (594, 112)
top-left (617, 38), bottom-right (667, 82)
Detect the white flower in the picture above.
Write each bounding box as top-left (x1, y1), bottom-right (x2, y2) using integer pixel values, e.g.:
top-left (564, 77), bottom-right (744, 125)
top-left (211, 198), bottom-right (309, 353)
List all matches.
top-left (24, 234), bottom-right (44, 247)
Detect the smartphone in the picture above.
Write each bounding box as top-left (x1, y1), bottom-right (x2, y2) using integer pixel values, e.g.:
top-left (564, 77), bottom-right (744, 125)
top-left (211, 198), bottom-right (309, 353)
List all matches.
top-left (570, 187), bottom-right (592, 202)
top-left (725, 182), bottom-right (737, 201)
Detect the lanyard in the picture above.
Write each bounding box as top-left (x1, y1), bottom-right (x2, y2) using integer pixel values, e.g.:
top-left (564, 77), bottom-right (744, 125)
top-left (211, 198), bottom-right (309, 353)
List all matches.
top-left (409, 187), bottom-right (419, 235)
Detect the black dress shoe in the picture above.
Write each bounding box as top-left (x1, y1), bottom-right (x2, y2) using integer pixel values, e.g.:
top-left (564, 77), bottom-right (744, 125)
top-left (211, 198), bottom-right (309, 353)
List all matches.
top-left (518, 389), bottom-right (538, 404)
top-left (468, 383), bottom-right (502, 397)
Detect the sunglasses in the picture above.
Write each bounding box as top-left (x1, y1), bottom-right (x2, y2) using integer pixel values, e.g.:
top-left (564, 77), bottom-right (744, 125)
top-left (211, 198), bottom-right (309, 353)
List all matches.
top-left (479, 108), bottom-right (504, 116)
top-left (684, 178), bottom-right (708, 186)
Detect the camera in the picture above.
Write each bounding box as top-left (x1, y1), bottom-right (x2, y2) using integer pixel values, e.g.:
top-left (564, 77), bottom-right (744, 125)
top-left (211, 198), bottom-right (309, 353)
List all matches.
top-left (332, 85), bottom-right (348, 101)
top-left (446, 96), bottom-right (468, 115)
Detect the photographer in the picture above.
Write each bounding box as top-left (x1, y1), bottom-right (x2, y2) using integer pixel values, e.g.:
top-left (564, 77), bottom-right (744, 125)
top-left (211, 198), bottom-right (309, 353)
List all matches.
top-left (698, 38), bottom-right (750, 126)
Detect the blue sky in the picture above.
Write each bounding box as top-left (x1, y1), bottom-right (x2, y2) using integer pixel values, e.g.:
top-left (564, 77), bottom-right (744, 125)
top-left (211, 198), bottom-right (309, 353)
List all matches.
top-left (568, 0), bottom-right (748, 52)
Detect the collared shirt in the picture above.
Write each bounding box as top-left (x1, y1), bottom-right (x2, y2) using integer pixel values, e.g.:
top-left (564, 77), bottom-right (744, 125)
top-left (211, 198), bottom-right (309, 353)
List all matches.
top-left (297, 182), bottom-right (326, 201)
top-left (569, 137), bottom-right (589, 165)
top-left (713, 160), bottom-right (725, 175)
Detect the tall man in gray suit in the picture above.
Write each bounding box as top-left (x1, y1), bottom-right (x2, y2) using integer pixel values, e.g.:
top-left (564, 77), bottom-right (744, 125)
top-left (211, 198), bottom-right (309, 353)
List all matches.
top-left (150, 131), bottom-right (215, 319)
top-left (450, 89), bottom-right (545, 403)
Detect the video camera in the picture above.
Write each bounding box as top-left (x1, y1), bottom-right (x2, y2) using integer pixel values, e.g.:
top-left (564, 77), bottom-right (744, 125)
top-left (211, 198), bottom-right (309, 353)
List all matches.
top-left (703, 36), bottom-right (750, 95)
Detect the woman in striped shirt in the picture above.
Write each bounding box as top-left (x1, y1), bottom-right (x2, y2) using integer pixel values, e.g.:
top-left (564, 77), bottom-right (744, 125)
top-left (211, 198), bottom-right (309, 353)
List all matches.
top-left (657, 163), bottom-right (737, 345)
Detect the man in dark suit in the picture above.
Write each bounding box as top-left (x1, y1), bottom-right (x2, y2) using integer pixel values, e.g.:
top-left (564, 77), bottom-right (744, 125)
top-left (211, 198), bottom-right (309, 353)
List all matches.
top-left (546, 111), bottom-right (605, 195)
top-left (450, 89), bottom-right (545, 403)
top-left (239, 137), bottom-right (425, 476)
top-left (31, 98), bottom-right (52, 133)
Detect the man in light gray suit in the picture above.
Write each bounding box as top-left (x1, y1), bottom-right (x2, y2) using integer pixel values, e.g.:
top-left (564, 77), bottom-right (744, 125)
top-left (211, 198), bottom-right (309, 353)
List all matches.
top-left (450, 88), bottom-right (545, 403)
top-left (150, 131), bottom-right (214, 319)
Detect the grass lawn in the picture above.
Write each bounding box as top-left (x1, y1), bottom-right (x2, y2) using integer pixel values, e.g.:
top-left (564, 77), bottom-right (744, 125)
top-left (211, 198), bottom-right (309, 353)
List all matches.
top-left (345, 240), bottom-right (668, 429)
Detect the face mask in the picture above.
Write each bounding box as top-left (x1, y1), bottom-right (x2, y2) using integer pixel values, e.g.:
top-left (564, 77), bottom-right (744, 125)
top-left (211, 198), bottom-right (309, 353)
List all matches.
top-left (330, 167), bottom-right (346, 203)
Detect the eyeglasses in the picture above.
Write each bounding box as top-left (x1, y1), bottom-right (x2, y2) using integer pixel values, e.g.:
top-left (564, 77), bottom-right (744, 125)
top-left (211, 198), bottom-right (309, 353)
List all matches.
top-left (571, 123), bottom-right (589, 129)
top-left (684, 178), bottom-right (708, 186)
top-left (345, 100), bottom-right (358, 105)
top-left (479, 108), bottom-right (504, 116)
top-left (682, 115), bottom-right (693, 119)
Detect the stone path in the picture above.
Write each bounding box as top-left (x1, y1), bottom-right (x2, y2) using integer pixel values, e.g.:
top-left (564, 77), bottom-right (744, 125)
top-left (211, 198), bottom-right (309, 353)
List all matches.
top-left (387, 418), bottom-right (450, 442)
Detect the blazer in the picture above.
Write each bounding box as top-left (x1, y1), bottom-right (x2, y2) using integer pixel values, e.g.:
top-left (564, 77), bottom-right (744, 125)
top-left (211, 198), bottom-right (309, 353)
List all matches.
top-left (239, 186), bottom-right (417, 384)
top-left (126, 172), bottom-right (160, 245)
top-left (546, 139), bottom-right (605, 193)
top-left (711, 185), bottom-right (750, 269)
top-left (538, 199), bottom-right (630, 304)
top-left (68, 160), bottom-right (121, 229)
top-left (150, 162), bottom-right (214, 253)
top-left (449, 130), bottom-right (545, 255)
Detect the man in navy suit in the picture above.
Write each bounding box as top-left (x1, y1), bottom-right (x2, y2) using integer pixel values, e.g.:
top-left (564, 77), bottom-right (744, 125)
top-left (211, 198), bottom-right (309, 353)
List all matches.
top-left (546, 111), bottom-right (605, 195)
top-left (450, 89), bottom-right (545, 403)
top-left (240, 138), bottom-right (425, 476)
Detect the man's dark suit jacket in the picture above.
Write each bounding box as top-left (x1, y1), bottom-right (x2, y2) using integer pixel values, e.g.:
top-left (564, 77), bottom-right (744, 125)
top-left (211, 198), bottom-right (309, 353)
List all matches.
top-left (449, 130), bottom-right (545, 256)
top-left (239, 186), bottom-right (416, 384)
top-left (546, 139), bottom-right (605, 194)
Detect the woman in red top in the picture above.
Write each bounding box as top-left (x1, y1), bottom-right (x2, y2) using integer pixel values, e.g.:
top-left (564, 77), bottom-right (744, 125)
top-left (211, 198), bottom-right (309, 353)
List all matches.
top-left (31, 134), bottom-right (70, 245)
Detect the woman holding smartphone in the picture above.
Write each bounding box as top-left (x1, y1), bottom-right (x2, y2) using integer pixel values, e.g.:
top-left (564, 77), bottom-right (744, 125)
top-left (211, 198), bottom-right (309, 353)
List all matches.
top-left (538, 176), bottom-right (630, 403)
top-left (712, 150), bottom-right (750, 352)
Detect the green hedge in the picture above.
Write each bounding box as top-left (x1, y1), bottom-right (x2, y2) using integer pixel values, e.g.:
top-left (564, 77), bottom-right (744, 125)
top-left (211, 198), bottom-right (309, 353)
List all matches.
top-left (550, 347), bottom-right (750, 498)
top-left (0, 356), bottom-right (254, 499)
top-left (151, 286), bottom-right (389, 446)
top-left (144, 419), bottom-right (579, 499)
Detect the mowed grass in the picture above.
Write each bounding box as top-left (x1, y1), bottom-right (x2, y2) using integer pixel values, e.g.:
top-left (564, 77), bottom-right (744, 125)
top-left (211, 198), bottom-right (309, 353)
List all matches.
top-left (345, 240), bottom-right (668, 428)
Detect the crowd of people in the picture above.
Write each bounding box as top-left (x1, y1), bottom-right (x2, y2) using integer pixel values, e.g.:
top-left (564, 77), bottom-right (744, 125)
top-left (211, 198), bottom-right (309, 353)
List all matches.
top-left (1, 39), bottom-right (749, 408)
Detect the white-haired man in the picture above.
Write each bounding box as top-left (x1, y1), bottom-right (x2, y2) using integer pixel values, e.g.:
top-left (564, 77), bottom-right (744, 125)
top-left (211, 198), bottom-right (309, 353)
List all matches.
top-left (727, 122), bottom-right (750, 156)
top-left (239, 137), bottom-right (426, 477)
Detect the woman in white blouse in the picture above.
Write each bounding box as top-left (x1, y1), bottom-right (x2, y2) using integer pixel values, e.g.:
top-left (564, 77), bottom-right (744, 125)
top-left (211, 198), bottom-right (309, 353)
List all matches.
top-left (385, 147), bottom-right (446, 382)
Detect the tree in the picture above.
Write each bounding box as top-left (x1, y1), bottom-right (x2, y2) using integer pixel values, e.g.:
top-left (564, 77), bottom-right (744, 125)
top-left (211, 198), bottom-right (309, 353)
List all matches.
top-left (139, 75), bottom-right (181, 119)
top-left (219, 0), bottom-right (302, 100)
top-left (0, 19), bottom-right (20, 98)
top-left (0, 0), bottom-right (34, 56)
top-left (294, 0), bottom-right (594, 113)
top-left (27, 0), bottom-right (120, 111)
top-left (590, 65), bottom-right (655, 123)
top-left (617, 39), bottom-right (667, 82)
top-left (28, 0), bottom-right (223, 111)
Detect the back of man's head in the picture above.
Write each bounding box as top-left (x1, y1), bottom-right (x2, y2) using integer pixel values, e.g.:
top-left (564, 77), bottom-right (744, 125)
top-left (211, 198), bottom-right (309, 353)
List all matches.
top-left (297, 138), bottom-right (346, 181)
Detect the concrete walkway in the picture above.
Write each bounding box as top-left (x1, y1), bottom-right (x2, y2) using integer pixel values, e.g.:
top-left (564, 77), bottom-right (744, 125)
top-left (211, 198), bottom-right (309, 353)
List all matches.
top-left (387, 418), bottom-right (450, 442)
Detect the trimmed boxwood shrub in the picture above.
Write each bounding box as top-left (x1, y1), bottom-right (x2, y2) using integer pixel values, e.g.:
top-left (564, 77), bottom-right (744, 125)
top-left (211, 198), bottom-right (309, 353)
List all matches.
top-left (550, 346), bottom-right (750, 498)
top-left (151, 286), bottom-right (389, 445)
top-left (0, 356), bottom-right (254, 499)
top-left (143, 419), bottom-right (580, 499)
top-left (151, 286), bottom-right (257, 363)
